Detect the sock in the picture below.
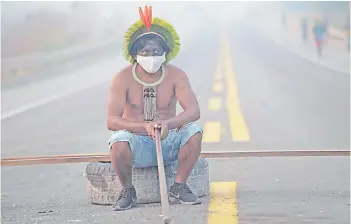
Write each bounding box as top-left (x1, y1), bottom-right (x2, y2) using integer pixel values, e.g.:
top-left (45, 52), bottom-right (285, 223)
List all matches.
top-left (123, 184), bottom-right (134, 189)
top-left (173, 181), bottom-right (186, 187)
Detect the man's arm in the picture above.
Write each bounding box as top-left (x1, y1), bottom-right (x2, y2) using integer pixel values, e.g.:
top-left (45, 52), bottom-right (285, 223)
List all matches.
top-left (106, 73), bottom-right (146, 132)
top-left (164, 70), bottom-right (200, 130)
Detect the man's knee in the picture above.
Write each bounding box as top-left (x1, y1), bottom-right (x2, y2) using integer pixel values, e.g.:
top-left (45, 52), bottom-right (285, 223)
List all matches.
top-left (109, 130), bottom-right (134, 158)
top-left (110, 142), bottom-right (132, 165)
top-left (179, 123), bottom-right (203, 148)
top-left (111, 142), bottom-right (131, 156)
top-left (188, 132), bottom-right (202, 145)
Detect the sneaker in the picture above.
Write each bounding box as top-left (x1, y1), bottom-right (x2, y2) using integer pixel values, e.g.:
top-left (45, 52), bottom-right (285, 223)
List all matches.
top-left (169, 182), bottom-right (202, 205)
top-left (112, 186), bottom-right (137, 211)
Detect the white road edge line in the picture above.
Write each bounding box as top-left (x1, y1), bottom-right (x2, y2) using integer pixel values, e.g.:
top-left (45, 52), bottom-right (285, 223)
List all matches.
top-left (1, 79), bottom-right (110, 120)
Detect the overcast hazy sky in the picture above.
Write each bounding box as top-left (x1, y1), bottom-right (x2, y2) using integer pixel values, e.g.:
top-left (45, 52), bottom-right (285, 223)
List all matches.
top-left (1, 1), bottom-right (249, 24)
top-left (1, 1), bottom-right (252, 37)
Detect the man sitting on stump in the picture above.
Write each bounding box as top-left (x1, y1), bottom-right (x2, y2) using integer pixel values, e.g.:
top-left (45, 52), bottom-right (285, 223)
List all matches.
top-left (106, 5), bottom-right (203, 211)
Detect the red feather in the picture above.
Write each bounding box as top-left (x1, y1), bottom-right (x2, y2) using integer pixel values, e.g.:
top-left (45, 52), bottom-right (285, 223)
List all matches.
top-left (144, 5), bottom-right (149, 29)
top-left (149, 6), bottom-right (152, 28)
top-left (138, 7), bottom-right (146, 26)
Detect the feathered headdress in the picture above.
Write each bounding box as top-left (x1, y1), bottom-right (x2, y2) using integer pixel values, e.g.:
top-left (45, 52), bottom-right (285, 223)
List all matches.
top-left (123, 5), bottom-right (180, 64)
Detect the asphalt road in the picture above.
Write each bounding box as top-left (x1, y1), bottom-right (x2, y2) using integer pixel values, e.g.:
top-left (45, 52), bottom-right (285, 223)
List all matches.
top-left (1, 19), bottom-right (350, 224)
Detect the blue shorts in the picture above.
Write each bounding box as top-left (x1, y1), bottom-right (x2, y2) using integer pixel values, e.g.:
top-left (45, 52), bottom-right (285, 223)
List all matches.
top-left (108, 122), bottom-right (203, 168)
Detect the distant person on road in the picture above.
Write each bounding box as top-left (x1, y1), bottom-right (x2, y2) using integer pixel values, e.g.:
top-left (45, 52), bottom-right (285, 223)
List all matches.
top-left (347, 30), bottom-right (350, 52)
top-left (322, 14), bottom-right (329, 47)
top-left (281, 12), bottom-right (287, 28)
top-left (344, 21), bottom-right (350, 51)
top-left (301, 17), bottom-right (308, 43)
top-left (106, 6), bottom-right (202, 211)
top-left (312, 18), bottom-right (327, 57)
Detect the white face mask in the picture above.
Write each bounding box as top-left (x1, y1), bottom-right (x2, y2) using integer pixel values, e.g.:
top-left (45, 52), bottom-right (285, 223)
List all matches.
top-left (136, 54), bottom-right (166, 74)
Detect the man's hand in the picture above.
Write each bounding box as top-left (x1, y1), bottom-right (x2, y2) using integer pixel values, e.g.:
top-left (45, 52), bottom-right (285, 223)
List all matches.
top-left (158, 121), bottom-right (169, 141)
top-left (144, 121), bottom-right (169, 140)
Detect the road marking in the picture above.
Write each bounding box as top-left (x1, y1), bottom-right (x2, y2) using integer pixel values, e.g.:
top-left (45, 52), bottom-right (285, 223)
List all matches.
top-left (208, 97), bottom-right (222, 111)
top-left (203, 122), bottom-right (221, 142)
top-left (1, 57), bottom-right (126, 120)
top-left (214, 59), bottom-right (222, 81)
top-left (207, 182), bottom-right (238, 224)
top-left (213, 82), bottom-right (223, 93)
top-left (1, 79), bottom-right (109, 120)
top-left (222, 39), bottom-right (250, 141)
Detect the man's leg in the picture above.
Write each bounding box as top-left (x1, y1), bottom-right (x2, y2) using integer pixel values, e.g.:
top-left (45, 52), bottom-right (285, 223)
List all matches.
top-left (109, 130), bottom-right (158, 211)
top-left (167, 123), bottom-right (203, 205)
top-left (108, 131), bottom-right (138, 211)
top-left (111, 142), bottom-right (133, 188)
top-left (175, 132), bottom-right (202, 183)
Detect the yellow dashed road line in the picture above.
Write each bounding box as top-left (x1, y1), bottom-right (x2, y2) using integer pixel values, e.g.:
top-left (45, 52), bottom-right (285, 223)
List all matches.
top-left (214, 59), bottom-right (223, 81)
top-left (203, 122), bottom-right (221, 142)
top-left (203, 36), bottom-right (249, 143)
top-left (207, 182), bottom-right (238, 224)
top-left (213, 82), bottom-right (223, 93)
top-left (208, 97), bottom-right (222, 111)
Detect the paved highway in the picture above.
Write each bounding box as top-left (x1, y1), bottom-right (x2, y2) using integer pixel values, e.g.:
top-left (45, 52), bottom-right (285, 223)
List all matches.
top-left (1, 19), bottom-right (349, 224)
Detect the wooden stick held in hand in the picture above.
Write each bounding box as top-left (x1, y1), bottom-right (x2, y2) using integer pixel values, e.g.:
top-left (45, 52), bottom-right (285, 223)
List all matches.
top-left (154, 127), bottom-right (172, 224)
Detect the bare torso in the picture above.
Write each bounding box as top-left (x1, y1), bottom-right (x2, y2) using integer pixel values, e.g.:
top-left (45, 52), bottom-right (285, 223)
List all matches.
top-left (121, 64), bottom-right (179, 123)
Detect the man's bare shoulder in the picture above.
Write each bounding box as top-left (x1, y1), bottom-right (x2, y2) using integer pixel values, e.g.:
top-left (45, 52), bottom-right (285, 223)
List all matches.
top-left (111, 64), bottom-right (133, 84)
top-left (164, 64), bottom-right (188, 80)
